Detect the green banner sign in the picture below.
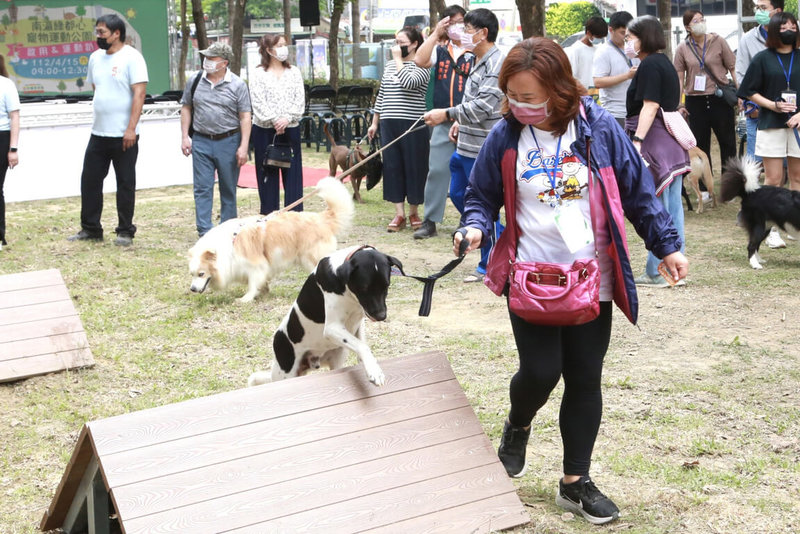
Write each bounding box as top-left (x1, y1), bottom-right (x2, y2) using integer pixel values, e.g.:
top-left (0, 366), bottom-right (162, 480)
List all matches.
top-left (0, 1), bottom-right (169, 95)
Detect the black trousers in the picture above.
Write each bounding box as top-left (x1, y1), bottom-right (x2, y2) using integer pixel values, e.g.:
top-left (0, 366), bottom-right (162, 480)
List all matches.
top-left (252, 124), bottom-right (304, 214)
top-left (79, 134), bottom-right (139, 237)
top-left (379, 118), bottom-right (429, 205)
top-left (507, 301), bottom-right (613, 476)
top-left (685, 94), bottom-right (736, 176)
top-left (0, 130), bottom-right (9, 245)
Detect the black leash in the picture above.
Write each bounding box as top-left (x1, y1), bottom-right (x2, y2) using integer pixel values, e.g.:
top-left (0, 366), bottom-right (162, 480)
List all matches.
top-left (392, 237), bottom-right (470, 316)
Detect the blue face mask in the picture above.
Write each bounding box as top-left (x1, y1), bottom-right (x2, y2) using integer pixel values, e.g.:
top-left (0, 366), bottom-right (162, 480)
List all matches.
top-left (591, 37), bottom-right (604, 45)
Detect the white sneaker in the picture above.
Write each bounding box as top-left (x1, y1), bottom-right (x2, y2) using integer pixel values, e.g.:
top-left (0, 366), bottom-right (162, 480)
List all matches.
top-left (766, 229), bottom-right (787, 249)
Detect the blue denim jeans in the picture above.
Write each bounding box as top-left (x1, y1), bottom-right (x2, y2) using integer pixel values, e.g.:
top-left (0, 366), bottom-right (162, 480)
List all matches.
top-left (746, 116), bottom-right (762, 162)
top-left (191, 133), bottom-right (241, 236)
top-left (449, 152), bottom-right (504, 275)
top-left (646, 175), bottom-right (685, 278)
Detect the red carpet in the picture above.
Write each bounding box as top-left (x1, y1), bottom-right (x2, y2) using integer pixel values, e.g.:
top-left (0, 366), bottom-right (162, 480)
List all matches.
top-left (237, 164), bottom-right (331, 189)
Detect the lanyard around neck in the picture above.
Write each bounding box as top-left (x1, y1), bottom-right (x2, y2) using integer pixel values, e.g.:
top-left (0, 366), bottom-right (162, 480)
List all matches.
top-left (610, 41), bottom-right (632, 67)
top-left (775, 50), bottom-right (795, 89)
top-left (690, 37), bottom-right (707, 69)
top-left (530, 126), bottom-right (563, 200)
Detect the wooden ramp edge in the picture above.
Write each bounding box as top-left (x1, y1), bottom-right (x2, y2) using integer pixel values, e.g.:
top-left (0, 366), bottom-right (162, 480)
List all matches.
top-left (41, 352), bottom-right (529, 533)
top-left (0, 269), bottom-right (95, 383)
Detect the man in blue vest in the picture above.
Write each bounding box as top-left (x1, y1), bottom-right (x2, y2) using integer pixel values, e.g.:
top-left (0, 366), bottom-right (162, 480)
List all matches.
top-left (413, 5), bottom-right (472, 239)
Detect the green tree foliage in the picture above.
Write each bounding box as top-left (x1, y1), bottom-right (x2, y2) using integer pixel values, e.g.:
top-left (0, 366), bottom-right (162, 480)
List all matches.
top-left (545, 2), bottom-right (601, 40)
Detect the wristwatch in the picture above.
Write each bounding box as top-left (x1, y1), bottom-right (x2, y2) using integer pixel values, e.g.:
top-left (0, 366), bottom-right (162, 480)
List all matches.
top-left (631, 135), bottom-right (645, 143)
top-left (8, 147), bottom-right (17, 152)
top-left (445, 109), bottom-right (451, 121)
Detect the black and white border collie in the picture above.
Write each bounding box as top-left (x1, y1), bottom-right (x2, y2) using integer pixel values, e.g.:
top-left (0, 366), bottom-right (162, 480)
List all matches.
top-left (721, 156), bottom-right (800, 269)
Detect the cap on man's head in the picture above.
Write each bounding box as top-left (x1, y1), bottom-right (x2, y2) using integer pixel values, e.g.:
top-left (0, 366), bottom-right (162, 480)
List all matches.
top-left (199, 42), bottom-right (233, 63)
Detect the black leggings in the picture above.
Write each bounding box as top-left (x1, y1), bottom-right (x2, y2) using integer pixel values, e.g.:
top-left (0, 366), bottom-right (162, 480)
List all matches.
top-left (507, 301), bottom-right (612, 476)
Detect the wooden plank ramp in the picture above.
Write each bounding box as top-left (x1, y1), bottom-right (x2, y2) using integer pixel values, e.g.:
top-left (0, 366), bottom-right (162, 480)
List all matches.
top-left (0, 268), bottom-right (94, 383)
top-left (41, 352), bottom-right (529, 533)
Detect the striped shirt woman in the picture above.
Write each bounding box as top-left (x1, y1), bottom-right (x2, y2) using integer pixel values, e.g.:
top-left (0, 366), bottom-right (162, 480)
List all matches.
top-left (368, 27), bottom-right (431, 233)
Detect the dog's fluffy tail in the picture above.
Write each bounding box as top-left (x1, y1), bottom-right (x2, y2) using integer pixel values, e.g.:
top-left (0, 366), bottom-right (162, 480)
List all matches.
top-left (720, 156), bottom-right (762, 202)
top-left (316, 176), bottom-right (355, 235)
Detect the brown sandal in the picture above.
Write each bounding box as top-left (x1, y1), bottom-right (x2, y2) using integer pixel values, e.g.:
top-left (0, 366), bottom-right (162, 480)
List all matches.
top-left (409, 213), bottom-right (423, 230)
top-left (387, 215), bottom-right (406, 232)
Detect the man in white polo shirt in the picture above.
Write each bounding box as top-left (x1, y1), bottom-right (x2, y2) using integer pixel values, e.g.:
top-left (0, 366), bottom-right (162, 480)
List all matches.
top-left (67, 13), bottom-right (148, 246)
top-left (592, 11), bottom-right (638, 128)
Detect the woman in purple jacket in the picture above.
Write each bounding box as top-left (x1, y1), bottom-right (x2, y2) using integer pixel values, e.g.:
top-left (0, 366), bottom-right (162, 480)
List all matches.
top-left (453, 38), bottom-right (688, 525)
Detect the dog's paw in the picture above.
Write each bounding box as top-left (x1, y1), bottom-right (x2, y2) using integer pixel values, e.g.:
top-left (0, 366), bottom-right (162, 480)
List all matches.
top-left (749, 257), bottom-right (764, 269)
top-left (247, 371), bottom-right (272, 387)
top-left (364, 364), bottom-right (385, 387)
top-left (238, 294), bottom-right (256, 303)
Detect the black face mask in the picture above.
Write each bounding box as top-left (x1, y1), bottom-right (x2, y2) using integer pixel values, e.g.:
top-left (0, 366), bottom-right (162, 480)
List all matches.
top-left (780, 30), bottom-right (797, 45)
top-left (96, 37), bottom-right (111, 50)
top-left (400, 45), bottom-right (410, 57)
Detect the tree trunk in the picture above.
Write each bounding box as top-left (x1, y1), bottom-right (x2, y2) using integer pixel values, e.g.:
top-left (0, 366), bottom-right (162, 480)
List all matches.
top-left (180, 0), bottom-right (190, 87)
top-left (430, 0), bottom-right (445, 28)
top-left (517, 0), bottom-right (544, 38)
top-left (329, 0), bottom-right (345, 89)
top-left (283, 0), bottom-right (291, 46)
top-left (351, 0), bottom-right (360, 78)
top-left (191, 0), bottom-right (208, 51)
top-left (657, 0), bottom-right (672, 58)
top-left (228, 0), bottom-right (248, 75)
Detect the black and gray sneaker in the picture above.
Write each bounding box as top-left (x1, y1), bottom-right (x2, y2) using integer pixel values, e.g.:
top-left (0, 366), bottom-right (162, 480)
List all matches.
top-left (413, 219), bottom-right (437, 239)
top-left (497, 420), bottom-right (530, 478)
top-left (556, 476), bottom-right (620, 525)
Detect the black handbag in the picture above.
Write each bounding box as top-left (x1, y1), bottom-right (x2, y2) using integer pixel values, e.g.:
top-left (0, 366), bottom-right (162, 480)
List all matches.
top-left (263, 133), bottom-right (292, 170)
top-left (365, 136), bottom-right (383, 190)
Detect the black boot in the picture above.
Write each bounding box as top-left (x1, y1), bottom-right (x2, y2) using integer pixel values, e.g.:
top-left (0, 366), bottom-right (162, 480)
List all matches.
top-left (412, 219), bottom-right (437, 239)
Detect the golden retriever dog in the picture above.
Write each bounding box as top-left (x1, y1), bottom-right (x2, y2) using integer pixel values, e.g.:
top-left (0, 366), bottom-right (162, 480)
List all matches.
top-left (687, 146), bottom-right (717, 213)
top-left (188, 177), bottom-right (354, 302)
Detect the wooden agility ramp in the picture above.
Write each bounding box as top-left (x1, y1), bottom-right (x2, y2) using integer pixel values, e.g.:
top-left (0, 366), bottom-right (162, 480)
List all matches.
top-left (0, 268), bottom-right (94, 383)
top-left (41, 352), bottom-right (529, 533)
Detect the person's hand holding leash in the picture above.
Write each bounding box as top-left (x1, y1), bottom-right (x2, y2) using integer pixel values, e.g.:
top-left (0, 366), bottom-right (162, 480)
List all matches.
top-left (452, 227), bottom-right (483, 257)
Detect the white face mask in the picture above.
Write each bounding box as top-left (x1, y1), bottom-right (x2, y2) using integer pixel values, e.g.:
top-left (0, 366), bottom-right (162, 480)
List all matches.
top-left (690, 22), bottom-right (707, 36)
top-left (203, 58), bottom-right (223, 73)
top-left (272, 46), bottom-right (289, 62)
top-left (591, 36), bottom-right (604, 45)
top-left (460, 29), bottom-right (484, 51)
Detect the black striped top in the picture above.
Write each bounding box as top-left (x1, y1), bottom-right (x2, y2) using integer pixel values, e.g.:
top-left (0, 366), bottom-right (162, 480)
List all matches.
top-left (374, 60), bottom-right (429, 121)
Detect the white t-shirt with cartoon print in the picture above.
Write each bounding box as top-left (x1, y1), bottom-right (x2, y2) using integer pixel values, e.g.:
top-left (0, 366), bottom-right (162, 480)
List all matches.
top-left (515, 121), bottom-right (613, 300)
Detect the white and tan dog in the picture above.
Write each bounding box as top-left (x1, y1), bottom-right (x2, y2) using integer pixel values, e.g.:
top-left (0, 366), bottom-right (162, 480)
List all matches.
top-left (188, 177), bottom-right (353, 302)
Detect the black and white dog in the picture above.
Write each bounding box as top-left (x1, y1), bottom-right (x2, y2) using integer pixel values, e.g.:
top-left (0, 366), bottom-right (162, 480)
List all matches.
top-left (247, 245), bottom-right (403, 387)
top-left (721, 156), bottom-right (800, 269)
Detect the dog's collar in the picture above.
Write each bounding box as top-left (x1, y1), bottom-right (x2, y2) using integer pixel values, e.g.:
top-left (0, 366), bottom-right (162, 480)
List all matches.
top-left (345, 244), bottom-right (374, 262)
top-left (232, 215), bottom-right (272, 244)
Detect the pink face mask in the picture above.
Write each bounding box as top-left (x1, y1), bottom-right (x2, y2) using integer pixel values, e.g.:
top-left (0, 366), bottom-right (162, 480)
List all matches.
top-left (508, 97), bottom-right (549, 125)
top-left (624, 40), bottom-right (639, 58)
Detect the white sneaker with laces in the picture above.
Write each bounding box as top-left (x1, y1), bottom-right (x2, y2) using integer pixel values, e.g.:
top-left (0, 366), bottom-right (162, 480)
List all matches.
top-left (766, 229), bottom-right (786, 249)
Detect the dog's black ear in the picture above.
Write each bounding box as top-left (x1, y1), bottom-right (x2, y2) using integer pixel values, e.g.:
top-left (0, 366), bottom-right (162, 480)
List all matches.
top-left (386, 254), bottom-right (403, 274)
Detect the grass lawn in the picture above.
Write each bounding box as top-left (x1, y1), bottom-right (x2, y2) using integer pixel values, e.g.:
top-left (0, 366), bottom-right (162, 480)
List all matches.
top-left (1, 159), bottom-right (799, 533)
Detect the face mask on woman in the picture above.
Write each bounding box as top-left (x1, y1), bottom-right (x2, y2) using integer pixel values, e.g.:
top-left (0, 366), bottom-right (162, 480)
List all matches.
top-left (508, 97), bottom-right (549, 125)
top-left (690, 22), bottom-right (707, 36)
top-left (272, 46), bottom-right (289, 62)
top-left (623, 39), bottom-right (639, 58)
top-left (780, 30), bottom-right (798, 45)
top-left (755, 9), bottom-right (771, 26)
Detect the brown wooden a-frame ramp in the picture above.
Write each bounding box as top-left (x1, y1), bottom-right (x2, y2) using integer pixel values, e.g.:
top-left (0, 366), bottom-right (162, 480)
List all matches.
top-left (0, 268), bottom-right (94, 383)
top-left (40, 352), bottom-right (529, 533)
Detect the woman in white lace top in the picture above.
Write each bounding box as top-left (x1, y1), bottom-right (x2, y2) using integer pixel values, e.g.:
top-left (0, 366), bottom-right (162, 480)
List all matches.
top-left (250, 34), bottom-right (306, 214)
